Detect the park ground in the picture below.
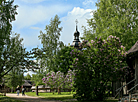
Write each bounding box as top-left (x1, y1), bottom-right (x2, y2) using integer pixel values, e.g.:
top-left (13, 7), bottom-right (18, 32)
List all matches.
top-left (0, 93), bottom-right (62, 102)
top-left (0, 92), bottom-right (118, 102)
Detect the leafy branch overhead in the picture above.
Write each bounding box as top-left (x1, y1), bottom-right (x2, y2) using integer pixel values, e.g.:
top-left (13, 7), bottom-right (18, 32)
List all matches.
top-left (0, 0), bottom-right (40, 81)
top-left (0, 33), bottom-right (40, 79)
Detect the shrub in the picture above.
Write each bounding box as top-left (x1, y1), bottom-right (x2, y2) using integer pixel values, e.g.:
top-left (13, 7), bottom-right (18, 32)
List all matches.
top-left (71, 35), bottom-right (128, 101)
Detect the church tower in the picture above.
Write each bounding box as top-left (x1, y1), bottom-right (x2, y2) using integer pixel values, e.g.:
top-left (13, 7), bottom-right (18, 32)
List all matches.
top-left (71, 19), bottom-right (81, 50)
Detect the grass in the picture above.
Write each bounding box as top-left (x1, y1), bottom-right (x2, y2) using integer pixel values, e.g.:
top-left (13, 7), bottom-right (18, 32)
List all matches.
top-left (0, 94), bottom-right (23, 102)
top-left (25, 92), bottom-right (118, 102)
top-left (26, 92), bottom-right (76, 101)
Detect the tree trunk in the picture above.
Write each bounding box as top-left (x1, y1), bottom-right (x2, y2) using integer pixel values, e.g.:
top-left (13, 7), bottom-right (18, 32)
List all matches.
top-left (4, 85), bottom-right (6, 96)
top-left (11, 87), bottom-right (13, 93)
top-left (58, 87), bottom-right (61, 94)
top-left (36, 86), bottom-right (38, 96)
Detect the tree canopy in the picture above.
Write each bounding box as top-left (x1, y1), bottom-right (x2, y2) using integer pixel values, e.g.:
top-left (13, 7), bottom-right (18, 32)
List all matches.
top-left (24, 73), bottom-right (31, 80)
top-left (0, 33), bottom-right (39, 81)
top-left (82, 0), bottom-right (138, 51)
top-left (38, 15), bottom-right (64, 72)
top-left (54, 46), bottom-right (74, 74)
top-left (0, 0), bottom-right (18, 47)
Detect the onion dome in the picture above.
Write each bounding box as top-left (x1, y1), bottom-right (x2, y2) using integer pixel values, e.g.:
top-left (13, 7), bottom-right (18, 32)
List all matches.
top-left (71, 19), bottom-right (81, 50)
top-left (74, 25), bottom-right (80, 40)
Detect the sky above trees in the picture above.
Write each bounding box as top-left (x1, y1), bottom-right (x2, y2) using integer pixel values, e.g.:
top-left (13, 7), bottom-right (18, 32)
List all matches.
top-left (12, 0), bottom-right (97, 51)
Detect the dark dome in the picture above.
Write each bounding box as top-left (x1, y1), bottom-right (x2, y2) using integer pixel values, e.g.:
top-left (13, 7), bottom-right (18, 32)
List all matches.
top-left (74, 30), bottom-right (80, 37)
top-left (74, 25), bottom-right (80, 37)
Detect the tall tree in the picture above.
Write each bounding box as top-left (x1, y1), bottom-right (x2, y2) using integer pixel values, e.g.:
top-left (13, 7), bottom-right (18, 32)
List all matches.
top-left (82, 0), bottom-right (138, 51)
top-left (0, 0), bottom-right (39, 81)
top-left (54, 46), bottom-right (74, 74)
top-left (38, 15), bottom-right (64, 71)
top-left (0, 0), bottom-right (18, 80)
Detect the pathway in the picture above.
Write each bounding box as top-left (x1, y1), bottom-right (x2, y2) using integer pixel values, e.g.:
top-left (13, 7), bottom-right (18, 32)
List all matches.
top-left (6, 93), bottom-right (62, 102)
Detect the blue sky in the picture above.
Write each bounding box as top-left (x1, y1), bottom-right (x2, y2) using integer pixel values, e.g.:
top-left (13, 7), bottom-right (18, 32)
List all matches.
top-left (12, 0), bottom-right (97, 52)
top-left (11, 0), bottom-right (97, 76)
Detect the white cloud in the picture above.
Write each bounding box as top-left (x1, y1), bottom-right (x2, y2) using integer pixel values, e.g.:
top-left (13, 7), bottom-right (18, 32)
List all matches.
top-left (12, 4), bottom-right (95, 50)
top-left (21, 7), bottom-right (94, 49)
top-left (12, 3), bottom-right (72, 49)
top-left (30, 27), bottom-right (41, 30)
top-left (60, 7), bottom-right (94, 45)
top-left (83, 0), bottom-right (94, 5)
top-left (13, 4), bottom-right (71, 29)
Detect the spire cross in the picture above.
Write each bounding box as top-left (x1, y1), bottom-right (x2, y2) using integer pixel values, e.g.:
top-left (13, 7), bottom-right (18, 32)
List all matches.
top-left (75, 19), bottom-right (78, 25)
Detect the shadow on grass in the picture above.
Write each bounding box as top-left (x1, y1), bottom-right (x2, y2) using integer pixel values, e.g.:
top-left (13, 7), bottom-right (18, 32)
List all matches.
top-left (25, 92), bottom-right (118, 102)
top-left (0, 96), bottom-right (23, 102)
top-left (35, 96), bottom-right (117, 102)
top-left (42, 96), bottom-right (76, 101)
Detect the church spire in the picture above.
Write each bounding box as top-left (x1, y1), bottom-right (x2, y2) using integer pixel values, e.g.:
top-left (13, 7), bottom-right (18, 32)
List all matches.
top-left (71, 19), bottom-right (81, 50)
top-left (74, 19), bottom-right (80, 40)
top-left (75, 19), bottom-right (78, 31)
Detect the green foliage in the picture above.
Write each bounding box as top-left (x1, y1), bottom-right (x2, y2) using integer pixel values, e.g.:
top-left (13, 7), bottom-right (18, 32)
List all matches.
top-left (31, 73), bottom-right (44, 86)
top-left (0, 0), bottom-right (18, 47)
top-left (64, 70), bottom-right (75, 89)
top-left (0, 33), bottom-right (39, 82)
top-left (4, 68), bottom-right (24, 90)
top-left (82, 0), bottom-right (138, 51)
top-left (24, 73), bottom-right (31, 80)
top-left (0, 0), bottom-right (39, 82)
top-left (29, 48), bottom-right (48, 86)
top-left (72, 36), bottom-right (128, 101)
top-left (0, 0), bottom-right (18, 80)
top-left (38, 15), bottom-right (64, 72)
top-left (54, 46), bottom-right (74, 74)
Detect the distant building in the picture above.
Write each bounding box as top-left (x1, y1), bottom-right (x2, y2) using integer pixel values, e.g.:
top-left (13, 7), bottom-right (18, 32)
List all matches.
top-left (22, 80), bottom-right (32, 92)
top-left (31, 85), bottom-right (51, 92)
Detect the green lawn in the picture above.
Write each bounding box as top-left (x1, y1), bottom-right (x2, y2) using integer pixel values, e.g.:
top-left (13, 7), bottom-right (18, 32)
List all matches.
top-left (0, 94), bottom-right (23, 102)
top-left (25, 92), bottom-right (118, 102)
top-left (25, 92), bottom-right (76, 101)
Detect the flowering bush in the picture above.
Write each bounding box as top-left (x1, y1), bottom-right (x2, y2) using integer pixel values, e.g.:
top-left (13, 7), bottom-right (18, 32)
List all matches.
top-left (42, 70), bottom-right (75, 94)
top-left (64, 70), bottom-right (75, 89)
top-left (42, 71), bottom-right (57, 89)
top-left (71, 35), bottom-right (128, 101)
top-left (42, 71), bottom-right (64, 89)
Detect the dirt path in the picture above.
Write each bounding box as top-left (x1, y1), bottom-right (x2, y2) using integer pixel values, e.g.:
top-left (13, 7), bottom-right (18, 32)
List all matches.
top-left (6, 93), bottom-right (62, 102)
